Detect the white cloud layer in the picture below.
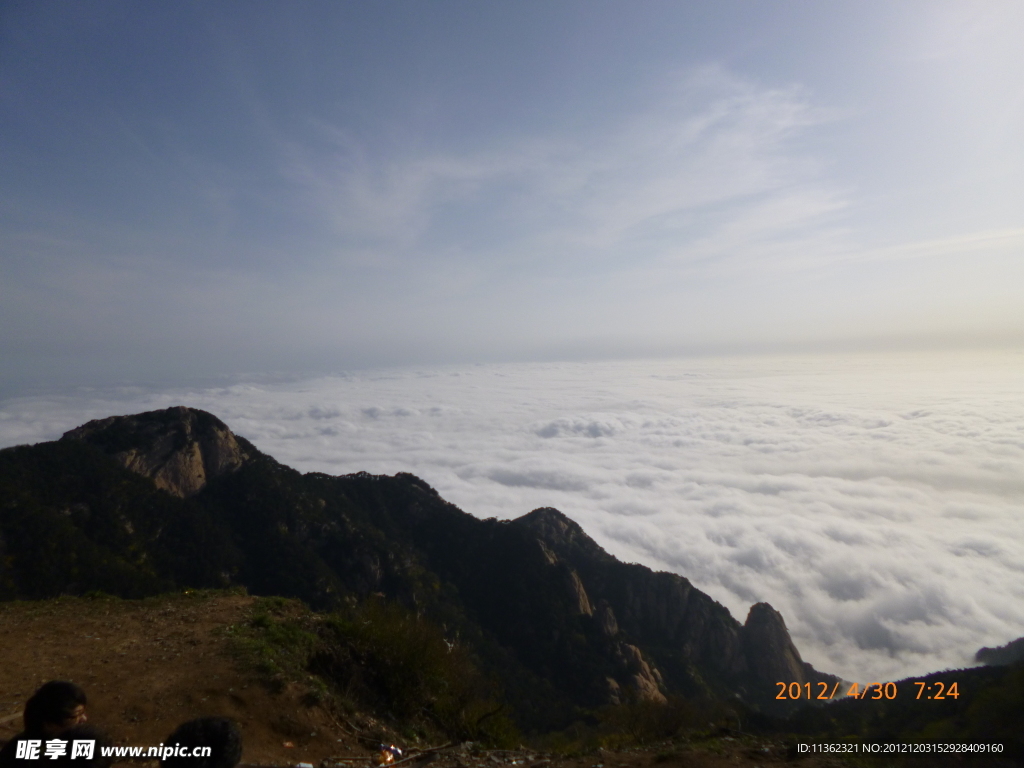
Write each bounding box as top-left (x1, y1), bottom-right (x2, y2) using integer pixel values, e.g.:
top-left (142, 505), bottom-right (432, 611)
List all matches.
top-left (3, 351), bottom-right (1024, 683)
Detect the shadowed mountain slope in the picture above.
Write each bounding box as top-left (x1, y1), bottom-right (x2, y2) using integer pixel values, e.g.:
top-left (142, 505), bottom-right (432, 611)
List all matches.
top-left (0, 407), bottom-right (836, 724)
top-left (977, 636), bottom-right (1024, 667)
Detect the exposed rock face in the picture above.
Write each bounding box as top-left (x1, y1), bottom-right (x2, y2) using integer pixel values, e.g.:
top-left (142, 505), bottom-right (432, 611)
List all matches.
top-left (566, 568), bottom-right (594, 616)
top-left (615, 642), bottom-right (667, 703)
top-left (517, 506), bottom-right (588, 542)
top-left (742, 602), bottom-right (814, 689)
top-left (61, 407), bottom-right (254, 497)
top-left (596, 599), bottom-right (619, 637)
top-left (506, 506), bottom-right (834, 710)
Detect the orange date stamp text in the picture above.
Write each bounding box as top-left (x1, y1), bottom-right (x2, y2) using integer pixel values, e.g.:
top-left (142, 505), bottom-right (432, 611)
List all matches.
top-left (775, 681), bottom-right (960, 700)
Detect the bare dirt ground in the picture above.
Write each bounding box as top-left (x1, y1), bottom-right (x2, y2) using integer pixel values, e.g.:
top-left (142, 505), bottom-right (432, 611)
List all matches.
top-left (0, 593), bottom-right (355, 766)
top-left (0, 593), bottom-right (920, 768)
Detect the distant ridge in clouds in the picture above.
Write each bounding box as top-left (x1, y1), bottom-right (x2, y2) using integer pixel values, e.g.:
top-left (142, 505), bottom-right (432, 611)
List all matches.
top-left (1, 351), bottom-right (1023, 683)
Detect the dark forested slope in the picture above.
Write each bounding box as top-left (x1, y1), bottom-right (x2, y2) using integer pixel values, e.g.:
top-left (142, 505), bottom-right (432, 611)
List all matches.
top-left (0, 406), bottom-right (836, 724)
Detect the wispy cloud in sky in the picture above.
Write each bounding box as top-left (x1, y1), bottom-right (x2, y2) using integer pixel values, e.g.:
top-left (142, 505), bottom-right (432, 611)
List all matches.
top-left (3, 352), bottom-right (1023, 683)
top-left (280, 67), bottom-right (843, 276)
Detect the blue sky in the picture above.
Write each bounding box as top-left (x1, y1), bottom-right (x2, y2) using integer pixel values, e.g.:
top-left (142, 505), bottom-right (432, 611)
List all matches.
top-left (2, 1), bottom-right (1022, 391)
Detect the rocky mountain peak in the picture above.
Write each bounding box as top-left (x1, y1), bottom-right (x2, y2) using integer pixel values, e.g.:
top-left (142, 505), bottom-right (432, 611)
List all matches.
top-left (511, 507), bottom-right (609, 562)
top-left (745, 601), bottom-right (788, 631)
top-left (514, 506), bottom-right (582, 537)
top-left (742, 601), bottom-right (810, 687)
top-left (61, 406), bottom-right (255, 497)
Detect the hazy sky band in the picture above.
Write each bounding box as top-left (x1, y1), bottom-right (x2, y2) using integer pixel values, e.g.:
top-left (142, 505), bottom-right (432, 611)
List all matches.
top-left (2, 1), bottom-right (1023, 390)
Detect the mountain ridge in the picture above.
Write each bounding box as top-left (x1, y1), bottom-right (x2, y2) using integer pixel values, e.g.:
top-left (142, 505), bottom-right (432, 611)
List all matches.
top-left (1, 406), bottom-right (836, 724)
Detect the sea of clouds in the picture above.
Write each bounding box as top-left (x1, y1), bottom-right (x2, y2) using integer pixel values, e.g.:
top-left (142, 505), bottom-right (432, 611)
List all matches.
top-left (2, 351), bottom-right (1023, 684)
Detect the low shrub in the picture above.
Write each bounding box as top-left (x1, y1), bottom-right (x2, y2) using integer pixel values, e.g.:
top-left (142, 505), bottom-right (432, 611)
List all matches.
top-left (229, 595), bottom-right (519, 747)
top-left (313, 598), bottom-right (518, 746)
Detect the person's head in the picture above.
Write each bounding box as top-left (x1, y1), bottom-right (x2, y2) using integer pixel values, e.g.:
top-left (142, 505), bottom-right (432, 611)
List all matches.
top-left (23, 681), bottom-right (87, 736)
top-left (160, 717), bottom-right (242, 768)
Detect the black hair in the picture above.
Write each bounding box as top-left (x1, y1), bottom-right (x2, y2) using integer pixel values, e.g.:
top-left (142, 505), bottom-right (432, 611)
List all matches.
top-left (23, 682), bottom-right (87, 734)
top-left (160, 717), bottom-right (242, 768)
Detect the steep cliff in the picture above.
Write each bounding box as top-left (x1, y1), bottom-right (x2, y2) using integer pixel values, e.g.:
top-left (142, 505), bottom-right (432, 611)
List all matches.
top-left (496, 506), bottom-right (833, 710)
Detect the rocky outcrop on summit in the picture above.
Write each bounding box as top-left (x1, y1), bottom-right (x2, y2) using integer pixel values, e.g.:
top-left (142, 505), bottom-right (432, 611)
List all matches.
top-left (742, 602), bottom-right (818, 688)
top-left (61, 407), bottom-right (255, 497)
